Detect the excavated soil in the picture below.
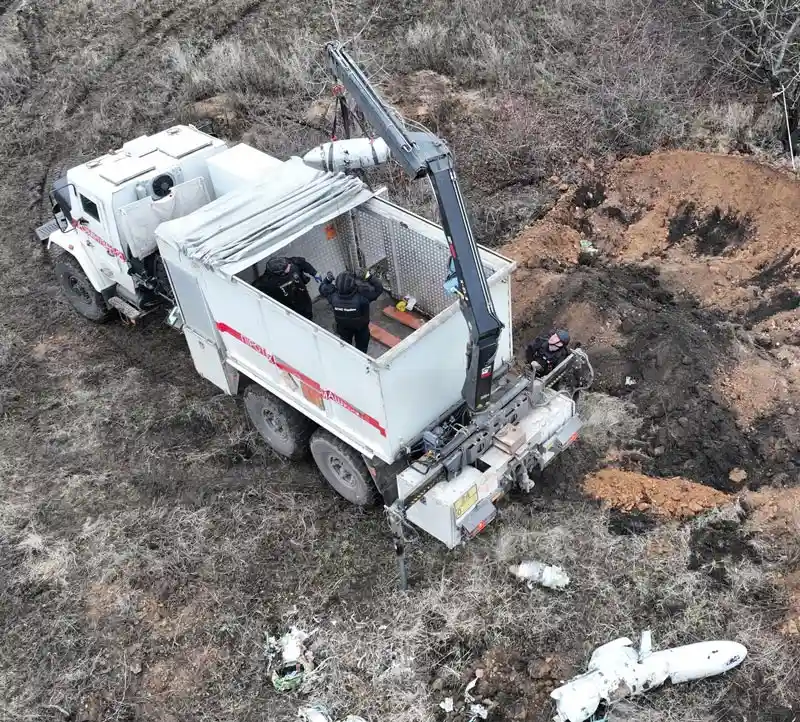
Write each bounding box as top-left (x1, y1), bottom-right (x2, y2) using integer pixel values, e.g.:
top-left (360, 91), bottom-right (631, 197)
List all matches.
top-left (605, 151), bottom-right (800, 327)
top-left (505, 150), bottom-right (800, 496)
top-left (440, 647), bottom-right (571, 722)
top-left (743, 486), bottom-right (800, 542)
top-left (583, 469), bottom-right (730, 518)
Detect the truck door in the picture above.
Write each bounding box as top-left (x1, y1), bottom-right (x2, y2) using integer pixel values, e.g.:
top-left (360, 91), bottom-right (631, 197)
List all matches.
top-left (71, 190), bottom-right (130, 288)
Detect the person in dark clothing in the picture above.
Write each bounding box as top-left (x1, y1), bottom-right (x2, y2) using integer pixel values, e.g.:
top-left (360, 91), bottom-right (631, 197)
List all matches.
top-left (525, 329), bottom-right (570, 377)
top-left (319, 270), bottom-right (384, 353)
top-left (254, 255), bottom-right (320, 320)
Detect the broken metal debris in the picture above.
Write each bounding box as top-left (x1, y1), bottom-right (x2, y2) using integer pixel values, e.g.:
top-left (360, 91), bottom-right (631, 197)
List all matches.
top-left (439, 698), bottom-right (455, 713)
top-left (509, 560), bottom-right (571, 590)
top-left (549, 630), bottom-right (747, 722)
top-left (469, 703), bottom-right (489, 720)
top-left (265, 626), bottom-right (315, 692)
top-left (297, 707), bottom-right (367, 722)
top-left (298, 705), bottom-right (332, 722)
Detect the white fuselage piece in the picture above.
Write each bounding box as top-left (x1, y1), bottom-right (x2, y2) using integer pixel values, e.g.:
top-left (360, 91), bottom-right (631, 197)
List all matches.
top-left (550, 633), bottom-right (747, 722)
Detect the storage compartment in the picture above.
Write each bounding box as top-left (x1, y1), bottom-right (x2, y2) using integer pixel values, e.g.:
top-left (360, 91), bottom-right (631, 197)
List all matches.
top-left (157, 169), bottom-right (515, 464)
top-left (239, 197), bottom-right (501, 359)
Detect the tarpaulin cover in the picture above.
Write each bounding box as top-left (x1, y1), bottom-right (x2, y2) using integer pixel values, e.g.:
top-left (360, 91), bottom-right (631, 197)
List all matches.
top-left (155, 157), bottom-right (374, 276)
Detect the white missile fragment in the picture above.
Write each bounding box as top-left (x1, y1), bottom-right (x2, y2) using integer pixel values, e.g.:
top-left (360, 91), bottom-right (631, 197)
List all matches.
top-left (298, 705), bottom-right (332, 722)
top-left (303, 137), bottom-right (391, 173)
top-left (509, 561), bottom-right (570, 590)
top-left (550, 630), bottom-right (748, 722)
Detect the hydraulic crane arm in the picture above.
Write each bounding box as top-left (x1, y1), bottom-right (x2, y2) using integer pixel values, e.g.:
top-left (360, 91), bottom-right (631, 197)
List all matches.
top-left (324, 42), bottom-right (504, 414)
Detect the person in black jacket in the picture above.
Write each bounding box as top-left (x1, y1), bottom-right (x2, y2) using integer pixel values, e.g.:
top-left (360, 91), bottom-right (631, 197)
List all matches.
top-left (319, 270), bottom-right (384, 353)
top-left (525, 329), bottom-right (570, 376)
top-left (254, 255), bottom-right (320, 320)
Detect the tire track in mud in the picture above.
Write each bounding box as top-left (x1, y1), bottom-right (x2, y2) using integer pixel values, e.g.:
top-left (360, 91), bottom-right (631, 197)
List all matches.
top-left (58, 0), bottom-right (270, 119)
top-left (60, 0), bottom-right (216, 118)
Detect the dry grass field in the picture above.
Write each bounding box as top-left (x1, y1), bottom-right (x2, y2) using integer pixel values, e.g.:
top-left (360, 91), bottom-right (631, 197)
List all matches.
top-left (1, 1), bottom-right (798, 721)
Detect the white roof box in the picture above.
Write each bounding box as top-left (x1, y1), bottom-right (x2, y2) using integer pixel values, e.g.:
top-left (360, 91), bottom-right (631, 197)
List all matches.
top-left (207, 143), bottom-right (285, 197)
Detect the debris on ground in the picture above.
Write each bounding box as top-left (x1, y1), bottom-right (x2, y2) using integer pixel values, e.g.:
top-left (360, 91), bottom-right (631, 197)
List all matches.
top-left (469, 702), bottom-right (489, 720)
top-left (728, 467), bottom-right (748, 485)
top-left (464, 676), bottom-right (478, 702)
top-left (456, 647), bottom-right (570, 722)
top-left (265, 626), bottom-right (315, 692)
top-left (550, 631), bottom-right (747, 722)
top-left (297, 707), bottom-right (366, 722)
top-left (439, 697), bottom-right (454, 713)
top-left (509, 560), bottom-right (571, 590)
top-left (298, 706), bottom-right (332, 722)
top-left (583, 469), bottom-right (730, 518)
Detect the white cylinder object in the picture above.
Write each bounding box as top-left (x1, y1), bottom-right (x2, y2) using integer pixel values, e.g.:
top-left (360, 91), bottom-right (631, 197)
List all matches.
top-left (302, 137), bottom-right (391, 173)
top-left (509, 561), bottom-right (571, 589)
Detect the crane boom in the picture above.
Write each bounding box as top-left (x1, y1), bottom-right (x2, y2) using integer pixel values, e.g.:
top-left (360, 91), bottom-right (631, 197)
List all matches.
top-left (324, 41), bottom-right (504, 413)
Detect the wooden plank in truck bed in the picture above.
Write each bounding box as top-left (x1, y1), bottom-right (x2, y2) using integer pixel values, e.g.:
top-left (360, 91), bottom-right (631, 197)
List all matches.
top-left (369, 323), bottom-right (401, 348)
top-left (382, 305), bottom-right (427, 330)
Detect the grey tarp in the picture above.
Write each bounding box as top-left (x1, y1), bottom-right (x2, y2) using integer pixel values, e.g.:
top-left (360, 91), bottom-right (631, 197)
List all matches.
top-left (155, 156), bottom-right (375, 276)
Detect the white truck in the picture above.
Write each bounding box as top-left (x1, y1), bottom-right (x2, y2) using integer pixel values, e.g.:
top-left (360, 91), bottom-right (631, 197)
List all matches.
top-left (35, 44), bottom-right (592, 585)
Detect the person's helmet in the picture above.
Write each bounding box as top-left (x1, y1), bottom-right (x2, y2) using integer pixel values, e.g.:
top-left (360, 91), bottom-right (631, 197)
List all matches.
top-left (335, 271), bottom-right (357, 296)
top-left (266, 256), bottom-right (291, 276)
top-left (548, 329), bottom-right (570, 350)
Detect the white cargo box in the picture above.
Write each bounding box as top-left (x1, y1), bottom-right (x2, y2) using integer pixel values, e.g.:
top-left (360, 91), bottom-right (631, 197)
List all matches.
top-left (156, 158), bottom-right (515, 464)
top-left (206, 143), bottom-right (284, 196)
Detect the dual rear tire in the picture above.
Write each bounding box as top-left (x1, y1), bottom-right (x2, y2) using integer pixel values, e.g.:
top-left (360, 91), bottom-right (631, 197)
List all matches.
top-left (242, 384), bottom-right (377, 506)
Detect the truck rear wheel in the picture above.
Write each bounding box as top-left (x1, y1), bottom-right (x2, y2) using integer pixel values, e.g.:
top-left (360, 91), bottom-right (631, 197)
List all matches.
top-left (309, 429), bottom-right (377, 506)
top-left (243, 385), bottom-right (314, 460)
top-left (53, 252), bottom-right (112, 323)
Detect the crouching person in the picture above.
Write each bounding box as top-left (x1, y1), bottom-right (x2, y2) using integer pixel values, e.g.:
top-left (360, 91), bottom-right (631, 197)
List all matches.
top-left (525, 329), bottom-right (570, 377)
top-left (319, 270), bottom-right (384, 354)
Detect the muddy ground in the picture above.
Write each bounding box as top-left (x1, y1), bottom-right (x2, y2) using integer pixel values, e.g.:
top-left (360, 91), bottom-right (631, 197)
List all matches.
top-left (1, 1), bottom-right (800, 721)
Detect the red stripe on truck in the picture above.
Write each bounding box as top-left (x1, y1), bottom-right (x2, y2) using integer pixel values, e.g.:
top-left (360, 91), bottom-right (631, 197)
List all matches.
top-left (215, 322), bottom-right (387, 437)
top-left (71, 220), bottom-right (126, 261)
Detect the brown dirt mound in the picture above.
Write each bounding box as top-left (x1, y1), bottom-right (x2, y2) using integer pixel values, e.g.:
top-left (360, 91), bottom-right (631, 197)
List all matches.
top-left (778, 570), bottom-right (800, 637)
top-left (605, 151), bottom-right (800, 320)
top-left (743, 487), bottom-right (800, 540)
top-left (503, 149), bottom-right (799, 496)
top-left (715, 354), bottom-right (797, 430)
top-left (584, 468), bottom-right (731, 518)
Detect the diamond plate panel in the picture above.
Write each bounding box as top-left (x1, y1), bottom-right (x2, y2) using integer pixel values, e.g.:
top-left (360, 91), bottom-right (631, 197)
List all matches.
top-left (275, 204), bottom-right (498, 319)
top-left (351, 206), bottom-right (497, 318)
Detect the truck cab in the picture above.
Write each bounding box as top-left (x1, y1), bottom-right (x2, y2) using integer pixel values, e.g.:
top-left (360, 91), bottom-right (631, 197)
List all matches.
top-left (38, 125), bottom-right (228, 321)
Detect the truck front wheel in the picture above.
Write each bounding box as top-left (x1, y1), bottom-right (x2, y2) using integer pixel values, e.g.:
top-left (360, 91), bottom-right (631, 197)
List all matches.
top-left (53, 252), bottom-right (112, 323)
top-left (243, 385), bottom-right (314, 460)
top-left (309, 429), bottom-right (377, 506)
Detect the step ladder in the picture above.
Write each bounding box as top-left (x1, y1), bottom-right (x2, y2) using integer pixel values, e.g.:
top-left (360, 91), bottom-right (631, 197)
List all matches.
top-left (108, 296), bottom-right (144, 323)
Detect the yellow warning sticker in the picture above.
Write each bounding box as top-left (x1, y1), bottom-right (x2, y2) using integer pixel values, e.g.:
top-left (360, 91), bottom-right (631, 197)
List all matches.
top-left (453, 485), bottom-right (478, 519)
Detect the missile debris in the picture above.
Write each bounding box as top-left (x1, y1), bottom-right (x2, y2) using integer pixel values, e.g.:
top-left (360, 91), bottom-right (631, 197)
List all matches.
top-left (509, 560), bottom-right (571, 590)
top-left (550, 630), bottom-right (747, 722)
top-left (265, 626), bottom-right (315, 692)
